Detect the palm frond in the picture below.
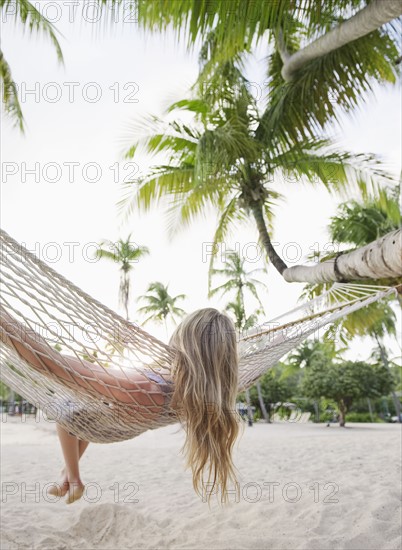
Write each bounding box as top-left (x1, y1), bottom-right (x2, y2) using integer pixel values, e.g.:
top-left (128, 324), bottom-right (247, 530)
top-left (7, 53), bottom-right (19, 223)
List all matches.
top-left (95, 248), bottom-right (119, 262)
top-left (328, 188), bottom-right (401, 245)
top-left (0, 49), bottom-right (24, 132)
top-left (1, 0), bottom-right (64, 131)
top-left (4, 0), bottom-right (64, 61)
top-left (117, 166), bottom-right (195, 223)
top-left (273, 146), bottom-right (395, 197)
top-left (260, 29), bottom-right (400, 146)
top-left (135, 0), bottom-right (292, 62)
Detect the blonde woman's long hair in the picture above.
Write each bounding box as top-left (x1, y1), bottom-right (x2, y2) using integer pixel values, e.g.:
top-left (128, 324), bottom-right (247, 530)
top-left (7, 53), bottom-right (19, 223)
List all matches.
top-left (169, 308), bottom-right (241, 504)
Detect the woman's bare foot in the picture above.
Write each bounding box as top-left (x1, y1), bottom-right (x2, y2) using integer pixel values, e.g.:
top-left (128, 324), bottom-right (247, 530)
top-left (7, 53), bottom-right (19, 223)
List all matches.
top-left (66, 480), bottom-right (85, 504)
top-left (47, 468), bottom-right (69, 498)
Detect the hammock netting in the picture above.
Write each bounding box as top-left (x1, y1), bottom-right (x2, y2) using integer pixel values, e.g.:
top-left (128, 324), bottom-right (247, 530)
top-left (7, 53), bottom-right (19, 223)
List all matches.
top-left (0, 229), bottom-right (397, 443)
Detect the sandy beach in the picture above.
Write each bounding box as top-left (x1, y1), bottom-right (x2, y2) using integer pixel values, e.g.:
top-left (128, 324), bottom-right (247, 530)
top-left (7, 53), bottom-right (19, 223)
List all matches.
top-left (1, 416), bottom-right (401, 550)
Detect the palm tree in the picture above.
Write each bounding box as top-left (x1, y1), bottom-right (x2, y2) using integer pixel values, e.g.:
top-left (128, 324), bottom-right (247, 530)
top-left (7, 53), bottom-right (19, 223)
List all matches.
top-left (302, 187), bottom-right (401, 285)
top-left (96, 235), bottom-right (149, 320)
top-left (121, 0), bottom-right (401, 143)
top-left (5, 1), bottom-right (401, 136)
top-left (120, 57), bottom-right (393, 282)
top-left (210, 250), bottom-right (269, 422)
top-left (209, 251), bottom-right (267, 316)
top-left (300, 187), bottom-right (400, 333)
top-left (137, 282), bottom-right (186, 336)
top-left (225, 299), bottom-right (260, 335)
top-left (1, 0), bottom-right (63, 131)
top-left (329, 187), bottom-right (401, 248)
top-left (279, 0), bottom-right (402, 80)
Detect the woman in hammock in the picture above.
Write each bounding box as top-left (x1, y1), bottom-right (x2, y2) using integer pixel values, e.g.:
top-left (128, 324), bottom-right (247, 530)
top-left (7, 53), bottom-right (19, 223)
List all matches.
top-left (1, 308), bottom-right (240, 504)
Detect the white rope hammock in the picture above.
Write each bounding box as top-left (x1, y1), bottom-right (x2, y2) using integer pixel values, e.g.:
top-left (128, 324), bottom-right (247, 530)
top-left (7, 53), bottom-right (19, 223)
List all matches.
top-left (0, 229), bottom-right (397, 443)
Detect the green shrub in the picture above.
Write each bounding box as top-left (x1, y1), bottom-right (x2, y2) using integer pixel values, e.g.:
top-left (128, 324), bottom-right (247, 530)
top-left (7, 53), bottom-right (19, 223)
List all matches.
top-left (320, 411), bottom-right (337, 422)
top-left (345, 412), bottom-right (383, 423)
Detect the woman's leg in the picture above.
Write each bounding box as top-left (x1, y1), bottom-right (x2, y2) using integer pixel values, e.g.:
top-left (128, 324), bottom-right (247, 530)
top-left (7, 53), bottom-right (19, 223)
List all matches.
top-left (78, 438), bottom-right (90, 459)
top-left (56, 424), bottom-right (81, 482)
top-left (49, 425), bottom-right (87, 503)
top-left (59, 437), bottom-right (90, 481)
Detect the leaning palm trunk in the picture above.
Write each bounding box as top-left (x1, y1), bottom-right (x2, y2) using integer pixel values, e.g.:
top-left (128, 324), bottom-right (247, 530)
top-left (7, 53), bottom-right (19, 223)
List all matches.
top-left (254, 206), bottom-right (401, 284)
top-left (251, 203), bottom-right (287, 274)
top-left (281, 0), bottom-right (402, 81)
top-left (283, 229), bottom-right (401, 284)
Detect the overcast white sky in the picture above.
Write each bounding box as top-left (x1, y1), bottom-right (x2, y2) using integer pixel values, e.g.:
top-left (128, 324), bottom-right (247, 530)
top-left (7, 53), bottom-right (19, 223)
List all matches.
top-left (1, 3), bottom-right (401, 361)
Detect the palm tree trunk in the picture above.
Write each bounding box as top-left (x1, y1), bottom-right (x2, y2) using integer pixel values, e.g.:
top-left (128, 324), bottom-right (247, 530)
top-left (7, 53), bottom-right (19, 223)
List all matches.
top-left (283, 229), bottom-right (401, 283)
top-left (313, 400), bottom-right (320, 423)
top-left (252, 213), bottom-right (401, 284)
top-left (281, 0), bottom-right (402, 81)
top-left (164, 316), bottom-right (169, 340)
top-left (251, 202), bottom-right (288, 275)
top-left (245, 389), bottom-right (253, 426)
top-left (256, 381), bottom-right (269, 422)
top-left (9, 389), bottom-right (15, 415)
top-left (367, 397), bottom-right (374, 422)
top-left (123, 272), bottom-right (130, 320)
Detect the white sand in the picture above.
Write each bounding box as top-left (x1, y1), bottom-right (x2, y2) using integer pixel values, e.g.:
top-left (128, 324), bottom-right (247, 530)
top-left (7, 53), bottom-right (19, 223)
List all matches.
top-left (1, 416), bottom-right (401, 550)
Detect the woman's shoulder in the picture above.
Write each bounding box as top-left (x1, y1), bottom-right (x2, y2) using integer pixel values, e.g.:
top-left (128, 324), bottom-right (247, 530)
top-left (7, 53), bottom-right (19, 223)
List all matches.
top-left (143, 369), bottom-right (173, 386)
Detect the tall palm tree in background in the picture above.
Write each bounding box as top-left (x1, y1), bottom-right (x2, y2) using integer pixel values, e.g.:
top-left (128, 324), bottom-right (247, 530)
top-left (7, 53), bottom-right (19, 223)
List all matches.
top-left (137, 282), bottom-right (186, 337)
top-left (210, 250), bottom-right (269, 422)
top-left (225, 298), bottom-right (260, 336)
top-left (96, 235), bottom-right (149, 320)
top-left (209, 251), bottom-right (267, 316)
top-left (120, 53), bottom-right (392, 279)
